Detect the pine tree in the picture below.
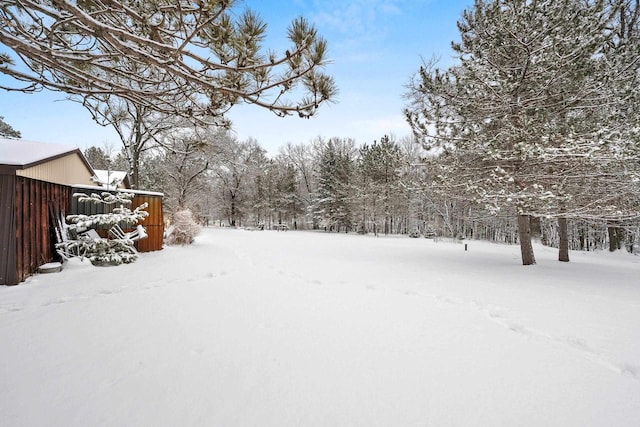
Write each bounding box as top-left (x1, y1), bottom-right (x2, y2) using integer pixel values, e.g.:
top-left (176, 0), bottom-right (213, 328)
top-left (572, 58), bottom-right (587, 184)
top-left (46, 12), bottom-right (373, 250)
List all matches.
top-left (314, 138), bottom-right (356, 232)
top-left (1, 1), bottom-right (337, 121)
top-left (56, 192), bottom-right (149, 266)
top-left (0, 116), bottom-right (21, 139)
top-left (84, 146), bottom-right (112, 170)
top-left (405, 0), bottom-right (640, 265)
top-left (362, 135), bottom-right (402, 234)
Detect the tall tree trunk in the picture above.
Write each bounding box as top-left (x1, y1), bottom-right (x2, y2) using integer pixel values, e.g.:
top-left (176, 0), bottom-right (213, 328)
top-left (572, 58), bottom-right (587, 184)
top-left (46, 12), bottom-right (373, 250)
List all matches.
top-left (517, 214), bottom-right (536, 265)
top-left (130, 119), bottom-right (143, 189)
top-left (130, 149), bottom-right (140, 189)
top-left (558, 217), bottom-right (569, 262)
top-left (608, 224), bottom-right (623, 252)
top-left (530, 216), bottom-right (541, 240)
top-left (230, 194), bottom-right (236, 227)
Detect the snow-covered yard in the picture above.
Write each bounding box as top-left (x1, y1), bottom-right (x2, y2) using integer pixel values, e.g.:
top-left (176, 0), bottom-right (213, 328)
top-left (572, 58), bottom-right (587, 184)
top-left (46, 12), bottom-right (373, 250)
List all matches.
top-left (1, 227), bottom-right (639, 426)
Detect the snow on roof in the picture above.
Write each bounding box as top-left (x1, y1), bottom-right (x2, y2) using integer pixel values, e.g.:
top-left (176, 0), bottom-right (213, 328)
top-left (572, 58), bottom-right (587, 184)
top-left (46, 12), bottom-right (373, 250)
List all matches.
top-left (92, 169), bottom-right (129, 187)
top-left (72, 184), bottom-right (164, 197)
top-left (0, 138), bottom-right (81, 167)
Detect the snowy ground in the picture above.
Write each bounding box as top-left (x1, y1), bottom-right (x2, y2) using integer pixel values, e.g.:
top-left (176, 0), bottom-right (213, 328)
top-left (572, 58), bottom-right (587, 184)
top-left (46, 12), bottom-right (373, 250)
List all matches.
top-left (1, 227), bottom-right (639, 427)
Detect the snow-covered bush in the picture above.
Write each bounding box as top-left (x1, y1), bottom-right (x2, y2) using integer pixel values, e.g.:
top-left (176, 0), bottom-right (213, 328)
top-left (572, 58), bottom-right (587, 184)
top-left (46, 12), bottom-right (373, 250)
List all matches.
top-left (86, 237), bottom-right (138, 266)
top-left (68, 192), bottom-right (149, 229)
top-left (56, 192), bottom-right (148, 266)
top-left (56, 229), bottom-right (139, 266)
top-left (166, 210), bottom-right (201, 245)
top-left (423, 224), bottom-right (436, 239)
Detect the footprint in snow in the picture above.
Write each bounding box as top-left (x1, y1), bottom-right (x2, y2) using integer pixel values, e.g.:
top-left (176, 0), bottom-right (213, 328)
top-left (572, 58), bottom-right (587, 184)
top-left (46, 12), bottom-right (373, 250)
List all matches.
top-left (435, 295), bottom-right (462, 305)
top-left (191, 347), bottom-right (205, 356)
top-left (506, 322), bottom-right (528, 335)
top-left (0, 305), bottom-right (24, 313)
top-left (564, 336), bottom-right (594, 353)
top-left (621, 364), bottom-right (639, 379)
top-left (42, 297), bottom-right (72, 306)
top-left (98, 287), bottom-right (123, 295)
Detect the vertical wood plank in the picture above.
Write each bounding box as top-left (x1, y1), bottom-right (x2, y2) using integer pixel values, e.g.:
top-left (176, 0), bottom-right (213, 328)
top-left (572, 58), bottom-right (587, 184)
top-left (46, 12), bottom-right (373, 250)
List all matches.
top-left (16, 178), bottom-right (25, 282)
top-left (29, 179), bottom-right (35, 272)
top-left (34, 180), bottom-right (42, 266)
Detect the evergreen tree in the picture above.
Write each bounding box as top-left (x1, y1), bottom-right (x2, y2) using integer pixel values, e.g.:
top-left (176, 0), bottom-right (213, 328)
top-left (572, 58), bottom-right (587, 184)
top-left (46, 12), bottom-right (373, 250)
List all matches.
top-left (84, 146), bottom-right (112, 170)
top-left (359, 135), bottom-right (403, 234)
top-left (56, 192), bottom-right (148, 266)
top-left (405, 0), bottom-right (640, 265)
top-left (0, 116), bottom-right (21, 139)
top-left (314, 138), bottom-right (356, 232)
top-left (1, 1), bottom-right (337, 121)
top-left (278, 162), bottom-right (304, 228)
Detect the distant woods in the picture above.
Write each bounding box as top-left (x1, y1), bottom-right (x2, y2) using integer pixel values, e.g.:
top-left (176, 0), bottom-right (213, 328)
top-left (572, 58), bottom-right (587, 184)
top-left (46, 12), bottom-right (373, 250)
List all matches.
top-left (84, 131), bottom-right (640, 258)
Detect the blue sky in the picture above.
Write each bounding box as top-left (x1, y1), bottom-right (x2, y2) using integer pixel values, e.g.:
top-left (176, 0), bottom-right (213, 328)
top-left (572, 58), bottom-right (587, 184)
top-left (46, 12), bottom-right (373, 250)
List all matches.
top-left (0, 0), bottom-right (472, 155)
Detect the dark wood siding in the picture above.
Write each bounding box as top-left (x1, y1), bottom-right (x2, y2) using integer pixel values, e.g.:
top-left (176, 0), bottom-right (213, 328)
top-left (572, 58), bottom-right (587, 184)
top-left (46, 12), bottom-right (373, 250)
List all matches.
top-left (1, 174), bottom-right (17, 285)
top-left (5, 176), bottom-right (72, 285)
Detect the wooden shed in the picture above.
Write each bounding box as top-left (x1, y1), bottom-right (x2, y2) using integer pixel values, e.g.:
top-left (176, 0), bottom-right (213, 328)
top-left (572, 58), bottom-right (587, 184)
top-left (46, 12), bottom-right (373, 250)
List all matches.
top-left (1, 139), bottom-right (164, 286)
top-left (1, 139), bottom-right (94, 285)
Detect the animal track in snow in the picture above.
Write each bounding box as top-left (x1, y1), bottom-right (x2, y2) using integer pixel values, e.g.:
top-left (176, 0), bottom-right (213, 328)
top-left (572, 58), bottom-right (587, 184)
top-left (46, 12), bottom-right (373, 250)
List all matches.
top-left (397, 292), bottom-right (639, 382)
top-left (471, 300), bottom-right (639, 381)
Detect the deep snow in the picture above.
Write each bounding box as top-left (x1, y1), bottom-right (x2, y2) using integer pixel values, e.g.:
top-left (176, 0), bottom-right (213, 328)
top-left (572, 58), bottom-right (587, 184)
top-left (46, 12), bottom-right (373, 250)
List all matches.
top-left (1, 228), bottom-right (639, 426)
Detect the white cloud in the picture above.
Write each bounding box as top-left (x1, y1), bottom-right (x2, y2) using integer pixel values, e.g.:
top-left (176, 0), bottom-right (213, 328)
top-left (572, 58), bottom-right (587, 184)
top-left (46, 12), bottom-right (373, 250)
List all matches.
top-left (309, 0), bottom-right (403, 38)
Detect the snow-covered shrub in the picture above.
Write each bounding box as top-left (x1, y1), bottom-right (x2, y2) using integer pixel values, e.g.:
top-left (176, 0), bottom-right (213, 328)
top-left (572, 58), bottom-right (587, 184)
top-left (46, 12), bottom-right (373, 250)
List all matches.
top-left (423, 224), bottom-right (436, 239)
top-left (56, 192), bottom-right (148, 266)
top-left (166, 210), bottom-right (201, 245)
top-left (68, 192), bottom-right (149, 229)
top-left (56, 230), bottom-right (139, 266)
top-left (409, 228), bottom-right (421, 238)
top-left (87, 238), bottom-right (138, 266)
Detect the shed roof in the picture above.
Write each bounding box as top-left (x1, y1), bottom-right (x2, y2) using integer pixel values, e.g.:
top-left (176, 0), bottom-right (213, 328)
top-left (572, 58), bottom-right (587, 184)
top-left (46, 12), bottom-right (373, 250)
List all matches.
top-left (0, 138), bottom-right (93, 172)
top-left (92, 169), bottom-right (131, 189)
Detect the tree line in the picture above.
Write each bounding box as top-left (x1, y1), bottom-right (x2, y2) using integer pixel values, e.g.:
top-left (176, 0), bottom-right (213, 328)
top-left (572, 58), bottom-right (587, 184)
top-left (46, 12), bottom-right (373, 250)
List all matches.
top-left (84, 127), bottom-right (640, 260)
